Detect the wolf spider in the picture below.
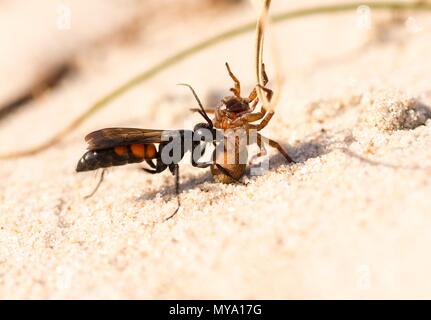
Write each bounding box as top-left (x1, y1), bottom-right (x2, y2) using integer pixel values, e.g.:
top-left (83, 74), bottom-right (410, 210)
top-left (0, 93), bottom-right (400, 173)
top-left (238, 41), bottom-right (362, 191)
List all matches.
top-left (190, 62), bottom-right (295, 183)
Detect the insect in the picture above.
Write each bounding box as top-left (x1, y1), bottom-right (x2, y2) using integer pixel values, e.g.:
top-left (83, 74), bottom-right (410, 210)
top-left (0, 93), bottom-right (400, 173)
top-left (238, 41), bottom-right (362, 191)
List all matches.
top-left (76, 63), bottom-right (294, 220)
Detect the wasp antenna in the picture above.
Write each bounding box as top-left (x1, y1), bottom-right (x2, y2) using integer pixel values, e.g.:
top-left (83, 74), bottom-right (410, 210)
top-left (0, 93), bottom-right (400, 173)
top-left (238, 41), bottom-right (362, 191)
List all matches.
top-left (177, 83), bottom-right (213, 126)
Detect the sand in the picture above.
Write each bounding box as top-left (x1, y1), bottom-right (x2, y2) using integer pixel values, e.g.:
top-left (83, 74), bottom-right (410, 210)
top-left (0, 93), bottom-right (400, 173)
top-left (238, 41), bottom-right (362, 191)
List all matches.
top-left (1, 0), bottom-right (431, 299)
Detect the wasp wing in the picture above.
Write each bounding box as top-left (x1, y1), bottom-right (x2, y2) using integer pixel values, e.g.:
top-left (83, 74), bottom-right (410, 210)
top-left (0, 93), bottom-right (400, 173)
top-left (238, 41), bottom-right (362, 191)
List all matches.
top-left (85, 128), bottom-right (183, 150)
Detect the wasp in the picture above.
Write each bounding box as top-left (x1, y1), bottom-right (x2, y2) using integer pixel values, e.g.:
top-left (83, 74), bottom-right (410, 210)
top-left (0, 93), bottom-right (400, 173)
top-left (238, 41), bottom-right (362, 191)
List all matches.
top-left (76, 63), bottom-right (294, 220)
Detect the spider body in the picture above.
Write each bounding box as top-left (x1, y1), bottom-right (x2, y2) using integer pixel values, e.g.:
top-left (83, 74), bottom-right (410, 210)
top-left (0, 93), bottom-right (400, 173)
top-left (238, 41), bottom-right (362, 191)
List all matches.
top-left (205, 63), bottom-right (294, 183)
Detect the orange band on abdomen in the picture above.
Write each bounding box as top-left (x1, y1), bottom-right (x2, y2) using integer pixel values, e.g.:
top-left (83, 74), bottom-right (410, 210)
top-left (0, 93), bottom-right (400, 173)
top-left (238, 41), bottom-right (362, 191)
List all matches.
top-left (145, 144), bottom-right (157, 159)
top-left (130, 144), bottom-right (146, 158)
top-left (114, 146), bottom-right (128, 157)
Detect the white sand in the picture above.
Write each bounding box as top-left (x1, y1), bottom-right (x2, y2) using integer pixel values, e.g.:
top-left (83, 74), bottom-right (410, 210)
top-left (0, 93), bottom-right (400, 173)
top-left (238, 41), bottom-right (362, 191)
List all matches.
top-left (1, 1), bottom-right (431, 299)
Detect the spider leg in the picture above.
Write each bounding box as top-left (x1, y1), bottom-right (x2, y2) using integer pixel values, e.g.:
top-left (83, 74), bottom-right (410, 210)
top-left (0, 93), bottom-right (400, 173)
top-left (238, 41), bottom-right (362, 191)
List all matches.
top-left (225, 62), bottom-right (241, 97)
top-left (256, 111), bottom-right (274, 131)
top-left (231, 111), bottom-right (265, 128)
top-left (249, 134), bottom-right (268, 165)
top-left (248, 63), bottom-right (269, 101)
top-left (247, 99), bottom-right (259, 113)
top-left (256, 84), bottom-right (273, 102)
top-left (232, 85), bottom-right (274, 126)
top-left (237, 108), bottom-right (273, 131)
top-left (234, 82), bottom-right (274, 128)
top-left (258, 133), bottom-right (295, 163)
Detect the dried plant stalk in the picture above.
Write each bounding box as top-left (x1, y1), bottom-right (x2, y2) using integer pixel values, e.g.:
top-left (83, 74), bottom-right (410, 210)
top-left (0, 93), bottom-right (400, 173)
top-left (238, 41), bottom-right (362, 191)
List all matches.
top-left (253, 0), bottom-right (283, 112)
top-left (254, 0), bottom-right (271, 110)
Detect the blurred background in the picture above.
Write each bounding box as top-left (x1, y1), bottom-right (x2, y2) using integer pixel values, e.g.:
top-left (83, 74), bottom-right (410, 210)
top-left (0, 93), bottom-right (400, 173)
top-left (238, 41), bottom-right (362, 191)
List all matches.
top-left (0, 0), bottom-right (254, 150)
top-left (1, 0), bottom-right (431, 299)
top-left (1, 0), bottom-right (429, 150)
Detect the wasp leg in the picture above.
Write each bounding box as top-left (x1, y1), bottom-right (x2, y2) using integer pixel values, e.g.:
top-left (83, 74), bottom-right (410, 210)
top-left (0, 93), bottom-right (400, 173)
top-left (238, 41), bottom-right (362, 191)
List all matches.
top-left (145, 159), bottom-right (156, 169)
top-left (248, 63), bottom-right (269, 101)
top-left (84, 169), bottom-right (106, 199)
top-left (258, 133), bottom-right (295, 163)
top-left (142, 159), bottom-right (179, 221)
top-left (142, 158), bottom-right (167, 174)
top-left (164, 164), bottom-right (180, 221)
top-left (225, 62), bottom-right (241, 97)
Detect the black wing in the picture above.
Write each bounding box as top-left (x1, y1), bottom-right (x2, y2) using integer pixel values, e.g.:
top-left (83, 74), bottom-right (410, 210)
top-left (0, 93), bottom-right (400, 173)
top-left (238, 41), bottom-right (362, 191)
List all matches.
top-left (85, 128), bottom-right (183, 150)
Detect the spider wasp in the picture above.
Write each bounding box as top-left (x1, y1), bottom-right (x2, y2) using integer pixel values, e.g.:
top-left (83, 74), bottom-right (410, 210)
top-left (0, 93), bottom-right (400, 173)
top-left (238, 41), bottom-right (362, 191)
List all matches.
top-left (76, 63), bottom-right (294, 220)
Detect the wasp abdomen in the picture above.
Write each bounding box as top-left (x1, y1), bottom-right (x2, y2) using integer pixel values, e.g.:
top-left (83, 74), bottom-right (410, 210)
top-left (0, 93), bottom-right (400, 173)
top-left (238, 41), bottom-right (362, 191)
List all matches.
top-left (76, 144), bottom-right (157, 172)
